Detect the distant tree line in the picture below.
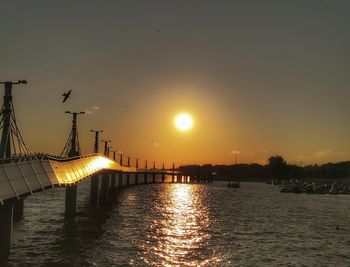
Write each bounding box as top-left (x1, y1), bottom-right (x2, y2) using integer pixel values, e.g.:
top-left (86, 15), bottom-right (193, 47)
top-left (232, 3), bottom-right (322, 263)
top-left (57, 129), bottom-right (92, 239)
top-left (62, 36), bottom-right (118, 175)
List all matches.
top-left (179, 155), bottom-right (350, 182)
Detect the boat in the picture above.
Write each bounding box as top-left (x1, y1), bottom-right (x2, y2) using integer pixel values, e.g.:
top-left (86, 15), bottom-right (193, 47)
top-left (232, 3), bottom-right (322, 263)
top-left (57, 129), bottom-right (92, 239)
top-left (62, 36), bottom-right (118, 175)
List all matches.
top-left (227, 180), bottom-right (240, 188)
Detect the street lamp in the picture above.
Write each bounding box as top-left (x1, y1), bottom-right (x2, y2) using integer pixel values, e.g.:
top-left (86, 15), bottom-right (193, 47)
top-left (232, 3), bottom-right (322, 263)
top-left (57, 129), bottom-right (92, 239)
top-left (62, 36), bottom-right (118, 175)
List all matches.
top-left (101, 140), bottom-right (111, 156)
top-left (117, 151), bottom-right (123, 166)
top-left (90, 129), bottom-right (103, 153)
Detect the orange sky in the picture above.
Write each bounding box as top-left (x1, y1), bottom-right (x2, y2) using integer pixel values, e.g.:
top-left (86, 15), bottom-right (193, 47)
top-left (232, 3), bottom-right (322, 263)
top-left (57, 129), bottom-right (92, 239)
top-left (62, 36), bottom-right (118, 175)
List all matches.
top-left (1, 1), bottom-right (349, 167)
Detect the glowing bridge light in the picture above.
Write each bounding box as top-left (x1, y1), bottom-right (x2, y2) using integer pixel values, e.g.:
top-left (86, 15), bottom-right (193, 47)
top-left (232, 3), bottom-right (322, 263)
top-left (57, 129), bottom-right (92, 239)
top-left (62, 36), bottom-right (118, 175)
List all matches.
top-left (51, 155), bottom-right (118, 184)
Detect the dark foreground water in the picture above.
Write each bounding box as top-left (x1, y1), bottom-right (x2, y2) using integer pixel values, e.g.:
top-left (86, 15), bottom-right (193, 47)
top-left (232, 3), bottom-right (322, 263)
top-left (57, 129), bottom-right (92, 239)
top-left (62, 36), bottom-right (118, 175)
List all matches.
top-left (6, 180), bottom-right (350, 266)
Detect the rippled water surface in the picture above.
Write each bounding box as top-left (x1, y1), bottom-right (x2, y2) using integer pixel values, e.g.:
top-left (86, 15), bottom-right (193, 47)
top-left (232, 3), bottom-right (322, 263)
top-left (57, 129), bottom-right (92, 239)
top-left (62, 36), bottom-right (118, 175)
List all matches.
top-left (6, 181), bottom-right (350, 266)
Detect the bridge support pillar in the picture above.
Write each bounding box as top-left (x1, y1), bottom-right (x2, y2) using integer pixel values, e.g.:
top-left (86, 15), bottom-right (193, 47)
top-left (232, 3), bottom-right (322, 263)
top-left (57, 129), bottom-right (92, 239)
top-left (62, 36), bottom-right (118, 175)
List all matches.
top-left (126, 174), bottom-right (130, 186)
top-left (119, 172), bottom-right (123, 187)
top-left (13, 199), bottom-right (24, 222)
top-left (100, 173), bottom-right (109, 203)
top-left (111, 173), bottom-right (116, 189)
top-left (161, 173), bottom-right (165, 183)
top-left (135, 174), bottom-right (139, 185)
top-left (90, 175), bottom-right (99, 205)
top-left (0, 202), bottom-right (13, 260)
top-left (65, 185), bottom-right (77, 218)
top-left (152, 173), bottom-right (156, 183)
top-left (144, 174), bottom-right (148, 184)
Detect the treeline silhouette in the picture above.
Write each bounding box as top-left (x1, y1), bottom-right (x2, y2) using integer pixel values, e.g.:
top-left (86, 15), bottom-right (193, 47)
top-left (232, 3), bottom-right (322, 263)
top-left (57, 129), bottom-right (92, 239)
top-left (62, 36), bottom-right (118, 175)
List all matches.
top-left (179, 155), bottom-right (350, 182)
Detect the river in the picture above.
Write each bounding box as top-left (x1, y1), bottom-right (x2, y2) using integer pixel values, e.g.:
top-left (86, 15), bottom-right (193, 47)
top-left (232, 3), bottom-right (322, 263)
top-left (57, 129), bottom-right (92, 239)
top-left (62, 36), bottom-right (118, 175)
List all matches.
top-left (6, 180), bottom-right (350, 266)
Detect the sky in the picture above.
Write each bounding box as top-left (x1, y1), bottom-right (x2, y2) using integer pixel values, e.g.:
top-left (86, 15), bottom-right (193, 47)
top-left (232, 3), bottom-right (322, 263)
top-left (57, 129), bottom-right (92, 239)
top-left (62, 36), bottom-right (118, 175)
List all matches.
top-left (0, 0), bottom-right (349, 166)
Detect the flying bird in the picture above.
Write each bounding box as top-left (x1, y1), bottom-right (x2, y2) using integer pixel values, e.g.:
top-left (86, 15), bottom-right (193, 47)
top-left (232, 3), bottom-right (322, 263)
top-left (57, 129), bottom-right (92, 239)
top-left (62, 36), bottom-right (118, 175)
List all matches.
top-left (62, 89), bottom-right (72, 103)
top-left (151, 139), bottom-right (160, 147)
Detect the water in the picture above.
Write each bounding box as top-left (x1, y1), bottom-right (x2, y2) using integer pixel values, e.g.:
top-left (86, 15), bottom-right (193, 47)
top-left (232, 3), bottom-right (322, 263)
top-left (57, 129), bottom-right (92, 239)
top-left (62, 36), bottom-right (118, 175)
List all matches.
top-left (6, 181), bottom-right (350, 266)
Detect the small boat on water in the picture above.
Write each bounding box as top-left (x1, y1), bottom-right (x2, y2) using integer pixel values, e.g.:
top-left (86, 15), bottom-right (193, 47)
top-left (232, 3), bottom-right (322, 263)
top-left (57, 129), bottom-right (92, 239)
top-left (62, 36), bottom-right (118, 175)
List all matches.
top-left (227, 180), bottom-right (240, 188)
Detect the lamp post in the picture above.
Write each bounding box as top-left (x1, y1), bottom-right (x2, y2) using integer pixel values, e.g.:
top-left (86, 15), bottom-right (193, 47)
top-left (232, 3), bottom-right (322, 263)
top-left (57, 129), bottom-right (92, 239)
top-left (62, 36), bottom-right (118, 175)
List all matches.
top-left (100, 140), bottom-right (111, 203)
top-left (90, 129), bottom-right (103, 205)
top-left (0, 80), bottom-right (27, 260)
top-left (101, 140), bottom-right (111, 157)
top-left (64, 111), bottom-right (85, 157)
top-left (118, 151), bottom-right (123, 166)
top-left (0, 80), bottom-right (27, 159)
top-left (107, 146), bottom-right (112, 157)
top-left (111, 150), bottom-right (118, 161)
top-left (90, 129), bottom-right (103, 153)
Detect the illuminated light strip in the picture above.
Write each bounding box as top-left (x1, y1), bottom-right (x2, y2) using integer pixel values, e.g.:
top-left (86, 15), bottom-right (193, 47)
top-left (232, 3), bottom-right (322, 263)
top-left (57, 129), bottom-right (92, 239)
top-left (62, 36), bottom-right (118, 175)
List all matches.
top-left (68, 162), bottom-right (78, 182)
top-left (0, 154), bottom-right (172, 204)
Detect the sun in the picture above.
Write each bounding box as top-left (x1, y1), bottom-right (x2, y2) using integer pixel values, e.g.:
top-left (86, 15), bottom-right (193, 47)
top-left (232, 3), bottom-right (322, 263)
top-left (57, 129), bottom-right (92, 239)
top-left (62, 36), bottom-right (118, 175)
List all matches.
top-left (174, 113), bottom-right (193, 132)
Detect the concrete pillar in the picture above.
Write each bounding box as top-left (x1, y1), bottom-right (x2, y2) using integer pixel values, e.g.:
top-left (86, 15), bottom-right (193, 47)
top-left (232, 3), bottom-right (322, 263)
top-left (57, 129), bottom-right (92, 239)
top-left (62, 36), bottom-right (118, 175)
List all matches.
top-left (144, 160), bottom-right (148, 184)
top-left (172, 163), bottom-right (175, 183)
top-left (108, 173), bottom-right (117, 201)
top-left (177, 175), bottom-right (182, 183)
top-left (152, 161), bottom-right (156, 183)
top-left (65, 185), bottom-right (77, 218)
top-left (0, 202), bottom-right (13, 260)
top-left (126, 157), bottom-right (131, 186)
top-left (90, 175), bottom-right (99, 205)
top-left (13, 199), bottom-right (24, 222)
top-left (119, 172), bottom-right (123, 187)
top-left (162, 173), bottom-right (165, 183)
top-left (100, 173), bottom-right (109, 203)
top-left (135, 173), bottom-right (139, 185)
top-left (111, 172), bottom-right (116, 189)
top-left (126, 174), bottom-right (130, 186)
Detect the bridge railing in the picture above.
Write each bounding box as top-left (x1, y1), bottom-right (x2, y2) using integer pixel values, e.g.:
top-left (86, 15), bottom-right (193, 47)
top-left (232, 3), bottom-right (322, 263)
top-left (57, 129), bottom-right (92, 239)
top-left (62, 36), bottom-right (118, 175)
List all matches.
top-left (0, 153), bottom-right (111, 164)
top-left (0, 154), bottom-right (122, 204)
top-left (0, 153), bottom-right (179, 204)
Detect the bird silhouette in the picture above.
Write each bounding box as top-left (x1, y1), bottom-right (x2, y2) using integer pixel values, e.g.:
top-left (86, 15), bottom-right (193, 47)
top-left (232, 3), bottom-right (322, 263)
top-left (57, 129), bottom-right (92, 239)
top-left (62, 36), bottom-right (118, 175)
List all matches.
top-left (62, 89), bottom-right (72, 103)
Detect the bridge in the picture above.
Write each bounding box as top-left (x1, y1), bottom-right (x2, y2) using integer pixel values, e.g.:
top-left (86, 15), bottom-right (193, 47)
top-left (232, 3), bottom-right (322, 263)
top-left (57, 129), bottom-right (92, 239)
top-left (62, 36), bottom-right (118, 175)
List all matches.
top-left (0, 80), bottom-right (213, 260)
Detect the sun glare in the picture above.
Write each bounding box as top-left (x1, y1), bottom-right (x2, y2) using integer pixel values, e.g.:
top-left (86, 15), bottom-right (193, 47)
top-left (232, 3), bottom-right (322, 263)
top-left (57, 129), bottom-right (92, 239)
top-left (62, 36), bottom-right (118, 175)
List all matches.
top-left (174, 113), bottom-right (193, 132)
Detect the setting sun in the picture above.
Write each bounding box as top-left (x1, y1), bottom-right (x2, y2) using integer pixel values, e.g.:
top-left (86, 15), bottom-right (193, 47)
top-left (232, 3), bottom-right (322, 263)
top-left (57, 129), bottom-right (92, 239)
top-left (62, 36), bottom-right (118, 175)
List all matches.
top-left (174, 113), bottom-right (193, 132)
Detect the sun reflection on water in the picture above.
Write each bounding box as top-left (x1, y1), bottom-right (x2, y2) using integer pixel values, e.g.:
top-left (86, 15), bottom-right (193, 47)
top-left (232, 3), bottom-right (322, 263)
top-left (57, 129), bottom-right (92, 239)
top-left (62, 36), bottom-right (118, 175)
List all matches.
top-left (140, 184), bottom-right (222, 266)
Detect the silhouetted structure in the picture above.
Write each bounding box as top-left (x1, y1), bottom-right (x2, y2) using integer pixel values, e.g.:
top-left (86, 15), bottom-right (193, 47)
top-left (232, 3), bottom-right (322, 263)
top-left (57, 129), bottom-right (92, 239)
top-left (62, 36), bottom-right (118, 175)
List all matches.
top-left (180, 160), bottom-right (350, 182)
top-left (0, 80), bottom-right (34, 260)
top-left (61, 111), bottom-right (85, 218)
top-left (61, 111), bottom-right (85, 157)
top-left (268, 155), bottom-right (287, 181)
top-left (90, 129), bottom-right (103, 204)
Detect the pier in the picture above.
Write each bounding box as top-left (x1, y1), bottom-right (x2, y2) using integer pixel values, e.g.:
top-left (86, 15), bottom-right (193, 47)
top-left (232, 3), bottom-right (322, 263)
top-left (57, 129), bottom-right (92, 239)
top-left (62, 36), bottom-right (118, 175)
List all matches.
top-left (0, 80), bottom-right (195, 260)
